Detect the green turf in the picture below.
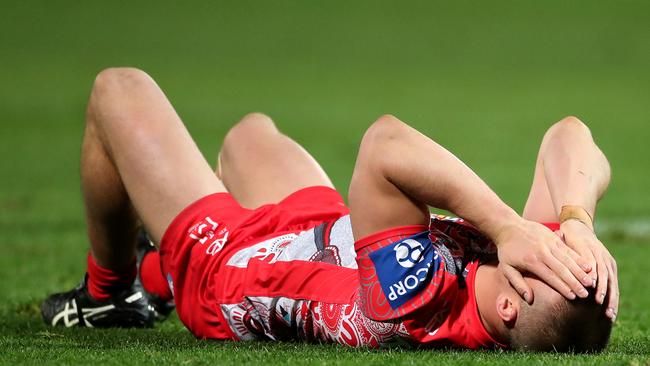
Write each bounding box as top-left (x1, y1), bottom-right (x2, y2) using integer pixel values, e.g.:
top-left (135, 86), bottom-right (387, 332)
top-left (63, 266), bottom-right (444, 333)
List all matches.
top-left (1, 1), bottom-right (649, 364)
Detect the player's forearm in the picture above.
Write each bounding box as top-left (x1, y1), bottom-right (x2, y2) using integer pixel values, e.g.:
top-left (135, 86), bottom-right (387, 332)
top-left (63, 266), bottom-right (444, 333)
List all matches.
top-left (540, 118), bottom-right (611, 219)
top-left (378, 120), bottom-right (520, 240)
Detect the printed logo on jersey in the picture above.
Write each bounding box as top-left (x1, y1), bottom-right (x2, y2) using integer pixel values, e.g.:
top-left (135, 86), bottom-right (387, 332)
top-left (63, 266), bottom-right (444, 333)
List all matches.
top-left (394, 239), bottom-right (425, 268)
top-left (187, 216), bottom-right (229, 255)
top-left (368, 231), bottom-right (441, 309)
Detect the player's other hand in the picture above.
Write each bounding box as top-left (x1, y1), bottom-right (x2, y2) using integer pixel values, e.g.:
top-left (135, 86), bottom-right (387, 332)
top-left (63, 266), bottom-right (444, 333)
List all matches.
top-left (559, 219), bottom-right (618, 321)
top-left (495, 218), bottom-right (592, 304)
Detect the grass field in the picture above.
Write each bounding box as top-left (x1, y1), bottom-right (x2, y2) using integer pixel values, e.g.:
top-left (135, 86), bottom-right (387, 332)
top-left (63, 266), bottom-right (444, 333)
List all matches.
top-left (1, 1), bottom-right (649, 365)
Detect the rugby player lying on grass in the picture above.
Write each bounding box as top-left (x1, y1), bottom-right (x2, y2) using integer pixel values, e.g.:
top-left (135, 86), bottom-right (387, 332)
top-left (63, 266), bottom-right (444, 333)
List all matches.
top-left (42, 68), bottom-right (618, 352)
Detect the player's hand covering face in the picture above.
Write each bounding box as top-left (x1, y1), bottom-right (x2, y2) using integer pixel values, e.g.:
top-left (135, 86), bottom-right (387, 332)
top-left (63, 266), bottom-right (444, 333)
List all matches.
top-left (495, 218), bottom-right (592, 304)
top-left (559, 220), bottom-right (618, 321)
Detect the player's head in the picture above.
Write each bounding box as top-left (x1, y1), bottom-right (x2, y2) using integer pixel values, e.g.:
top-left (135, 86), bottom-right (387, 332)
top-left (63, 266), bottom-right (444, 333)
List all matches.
top-left (497, 276), bottom-right (612, 352)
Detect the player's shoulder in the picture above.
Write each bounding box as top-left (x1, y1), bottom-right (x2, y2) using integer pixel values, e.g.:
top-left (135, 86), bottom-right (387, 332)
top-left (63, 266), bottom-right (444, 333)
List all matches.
top-left (357, 228), bottom-right (466, 320)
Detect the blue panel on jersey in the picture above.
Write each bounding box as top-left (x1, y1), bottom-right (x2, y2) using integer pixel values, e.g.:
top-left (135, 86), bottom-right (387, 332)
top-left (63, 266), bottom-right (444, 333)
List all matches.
top-left (368, 231), bottom-right (441, 309)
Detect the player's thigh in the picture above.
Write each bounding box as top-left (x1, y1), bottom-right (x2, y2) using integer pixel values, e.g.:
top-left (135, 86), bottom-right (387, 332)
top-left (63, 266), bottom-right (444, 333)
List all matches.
top-left (217, 113), bottom-right (334, 208)
top-left (89, 68), bottom-right (226, 242)
top-left (522, 140), bottom-right (557, 223)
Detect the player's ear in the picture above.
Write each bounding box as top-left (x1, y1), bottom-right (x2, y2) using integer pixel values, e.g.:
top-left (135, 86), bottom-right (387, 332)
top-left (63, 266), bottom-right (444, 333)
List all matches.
top-left (496, 293), bottom-right (520, 326)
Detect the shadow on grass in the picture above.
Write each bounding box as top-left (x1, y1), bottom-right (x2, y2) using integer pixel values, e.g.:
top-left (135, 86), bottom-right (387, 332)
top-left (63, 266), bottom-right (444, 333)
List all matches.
top-left (3, 299), bottom-right (350, 355)
top-left (2, 298), bottom-right (649, 363)
top-left (3, 299), bottom-right (208, 352)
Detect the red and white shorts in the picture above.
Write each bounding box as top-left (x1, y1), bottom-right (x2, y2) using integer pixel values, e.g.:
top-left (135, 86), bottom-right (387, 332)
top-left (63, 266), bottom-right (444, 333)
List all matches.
top-left (159, 186), bottom-right (349, 339)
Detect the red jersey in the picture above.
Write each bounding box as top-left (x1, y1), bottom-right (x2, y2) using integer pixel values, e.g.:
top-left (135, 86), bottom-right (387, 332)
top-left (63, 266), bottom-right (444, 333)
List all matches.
top-left (214, 215), bottom-right (503, 348)
top-left (160, 187), bottom-right (550, 348)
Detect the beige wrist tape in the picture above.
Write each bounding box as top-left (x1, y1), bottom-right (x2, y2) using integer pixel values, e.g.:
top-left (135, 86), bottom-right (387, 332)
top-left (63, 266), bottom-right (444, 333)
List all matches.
top-left (559, 205), bottom-right (594, 231)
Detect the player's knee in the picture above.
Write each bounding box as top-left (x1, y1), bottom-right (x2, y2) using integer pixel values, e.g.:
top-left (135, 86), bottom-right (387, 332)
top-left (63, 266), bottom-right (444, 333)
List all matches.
top-left (92, 67), bottom-right (153, 97)
top-left (557, 116), bottom-right (589, 130)
top-left (224, 113), bottom-right (276, 144)
top-left (237, 113), bottom-right (276, 131)
top-left (546, 116), bottom-right (592, 140)
top-left (220, 113), bottom-right (277, 161)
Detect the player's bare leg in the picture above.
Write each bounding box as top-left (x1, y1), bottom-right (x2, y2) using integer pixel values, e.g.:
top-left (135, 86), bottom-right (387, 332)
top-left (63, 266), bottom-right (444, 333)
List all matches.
top-left (43, 67), bottom-right (225, 327)
top-left (83, 68), bottom-right (225, 264)
top-left (133, 113), bottom-right (338, 313)
top-left (216, 112), bottom-right (334, 208)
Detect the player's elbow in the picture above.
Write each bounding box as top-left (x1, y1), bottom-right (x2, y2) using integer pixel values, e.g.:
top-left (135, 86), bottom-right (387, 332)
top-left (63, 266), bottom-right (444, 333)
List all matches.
top-left (354, 115), bottom-right (408, 180)
top-left (360, 115), bottom-right (407, 156)
top-left (370, 114), bottom-right (405, 133)
top-left (359, 114), bottom-right (419, 173)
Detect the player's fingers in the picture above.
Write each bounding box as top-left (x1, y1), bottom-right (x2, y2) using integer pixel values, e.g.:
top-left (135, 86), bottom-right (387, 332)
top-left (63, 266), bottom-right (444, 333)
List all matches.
top-left (502, 265), bottom-right (533, 304)
top-left (575, 244), bottom-right (598, 280)
top-left (568, 246), bottom-right (594, 277)
top-left (566, 246), bottom-right (586, 265)
top-left (531, 262), bottom-right (576, 300)
top-left (552, 245), bottom-right (593, 288)
top-left (605, 258), bottom-right (619, 321)
top-left (544, 248), bottom-right (589, 298)
top-left (562, 231), bottom-right (595, 274)
top-left (595, 252), bottom-right (609, 305)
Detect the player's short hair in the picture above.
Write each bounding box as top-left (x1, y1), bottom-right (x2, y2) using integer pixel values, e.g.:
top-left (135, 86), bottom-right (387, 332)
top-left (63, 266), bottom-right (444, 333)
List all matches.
top-left (509, 288), bottom-right (612, 352)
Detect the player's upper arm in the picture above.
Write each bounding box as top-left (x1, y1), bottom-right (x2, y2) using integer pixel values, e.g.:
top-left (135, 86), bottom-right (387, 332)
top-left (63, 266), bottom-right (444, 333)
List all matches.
top-left (348, 115), bottom-right (429, 241)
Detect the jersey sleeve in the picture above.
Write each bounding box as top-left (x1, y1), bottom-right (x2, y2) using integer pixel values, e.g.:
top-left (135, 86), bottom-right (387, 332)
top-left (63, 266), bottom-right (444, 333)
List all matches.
top-left (429, 215), bottom-right (497, 257)
top-left (354, 226), bottom-right (458, 321)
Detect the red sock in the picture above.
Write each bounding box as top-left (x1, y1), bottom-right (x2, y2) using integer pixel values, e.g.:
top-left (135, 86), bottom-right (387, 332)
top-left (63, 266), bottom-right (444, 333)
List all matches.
top-left (139, 251), bottom-right (173, 301)
top-left (87, 253), bottom-right (136, 301)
